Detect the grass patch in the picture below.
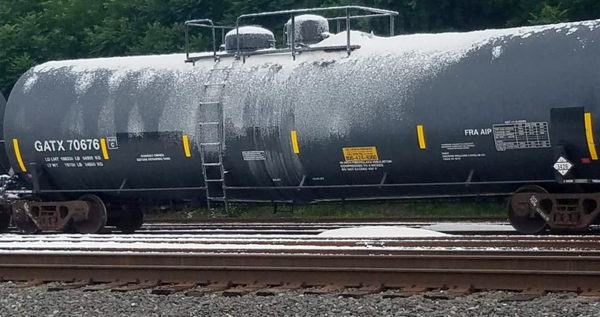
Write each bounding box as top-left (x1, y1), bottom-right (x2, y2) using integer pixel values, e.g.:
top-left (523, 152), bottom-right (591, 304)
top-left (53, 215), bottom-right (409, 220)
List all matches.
top-left (146, 198), bottom-right (507, 221)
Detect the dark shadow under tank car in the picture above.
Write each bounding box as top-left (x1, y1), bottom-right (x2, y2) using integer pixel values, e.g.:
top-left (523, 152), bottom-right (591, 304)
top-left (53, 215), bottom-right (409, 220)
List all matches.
top-left (3, 6), bottom-right (600, 234)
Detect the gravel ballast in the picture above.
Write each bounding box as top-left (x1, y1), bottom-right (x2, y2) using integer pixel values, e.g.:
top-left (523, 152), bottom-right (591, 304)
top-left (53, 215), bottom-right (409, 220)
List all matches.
top-left (0, 283), bottom-right (599, 317)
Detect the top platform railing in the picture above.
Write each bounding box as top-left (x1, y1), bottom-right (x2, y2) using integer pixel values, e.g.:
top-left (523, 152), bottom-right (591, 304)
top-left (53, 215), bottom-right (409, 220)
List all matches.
top-left (184, 6), bottom-right (399, 62)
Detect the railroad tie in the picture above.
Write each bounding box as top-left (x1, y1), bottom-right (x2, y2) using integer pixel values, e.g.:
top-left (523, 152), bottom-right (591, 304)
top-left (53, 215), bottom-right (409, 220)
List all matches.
top-left (303, 284), bottom-right (346, 295)
top-left (151, 282), bottom-right (197, 295)
top-left (423, 291), bottom-right (454, 300)
top-left (382, 285), bottom-right (429, 298)
top-left (447, 285), bottom-right (474, 297)
top-left (221, 283), bottom-right (268, 297)
top-left (47, 279), bottom-right (91, 292)
top-left (185, 281), bottom-right (231, 297)
top-left (338, 284), bottom-right (385, 298)
top-left (255, 283), bottom-right (304, 296)
top-left (13, 279), bottom-right (44, 288)
top-left (111, 280), bottom-right (159, 292)
top-left (83, 280), bottom-right (129, 292)
top-left (500, 288), bottom-right (546, 302)
top-left (578, 287), bottom-right (600, 298)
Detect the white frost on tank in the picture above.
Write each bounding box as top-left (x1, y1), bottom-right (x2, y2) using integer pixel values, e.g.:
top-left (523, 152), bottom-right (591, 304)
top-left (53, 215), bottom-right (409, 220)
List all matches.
top-left (33, 53), bottom-right (192, 73)
top-left (98, 98), bottom-right (116, 135)
top-left (108, 69), bottom-right (128, 92)
top-left (314, 19), bottom-right (598, 62)
top-left (22, 74), bottom-right (38, 93)
top-left (136, 69), bottom-right (157, 90)
top-left (62, 104), bottom-right (85, 135)
top-left (74, 72), bottom-right (94, 95)
top-left (30, 53), bottom-right (195, 94)
top-left (128, 104), bottom-right (144, 133)
top-left (286, 14), bottom-right (329, 44)
top-left (14, 18), bottom-right (600, 148)
top-left (567, 27), bottom-right (579, 35)
top-left (157, 69), bottom-right (207, 138)
top-left (294, 14), bottom-right (328, 23)
top-left (491, 46), bottom-right (503, 59)
top-left (226, 26), bottom-right (274, 36)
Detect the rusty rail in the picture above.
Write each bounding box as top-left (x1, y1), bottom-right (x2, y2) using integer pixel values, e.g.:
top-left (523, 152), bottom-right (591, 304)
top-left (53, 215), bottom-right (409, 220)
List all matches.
top-left (5, 235), bottom-right (600, 250)
top-left (2, 241), bottom-right (600, 293)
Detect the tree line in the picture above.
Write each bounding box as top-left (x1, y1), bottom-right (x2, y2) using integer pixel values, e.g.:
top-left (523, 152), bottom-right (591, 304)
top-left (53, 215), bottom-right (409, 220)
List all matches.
top-left (1, 0), bottom-right (599, 96)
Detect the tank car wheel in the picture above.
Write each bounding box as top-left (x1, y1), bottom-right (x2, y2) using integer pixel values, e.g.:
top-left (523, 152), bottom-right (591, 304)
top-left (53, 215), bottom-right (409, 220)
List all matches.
top-left (12, 198), bottom-right (40, 234)
top-left (12, 206), bottom-right (39, 234)
top-left (508, 185), bottom-right (548, 234)
top-left (73, 195), bottom-right (107, 234)
top-left (0, 205), bottom-right (11, 232)
top-left (115, 205), bottom-right (144, 234)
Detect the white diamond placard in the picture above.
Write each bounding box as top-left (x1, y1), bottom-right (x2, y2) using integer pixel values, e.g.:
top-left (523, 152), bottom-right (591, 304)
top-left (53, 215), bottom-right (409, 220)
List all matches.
top-left (553, 156), bottom-right (573, 176)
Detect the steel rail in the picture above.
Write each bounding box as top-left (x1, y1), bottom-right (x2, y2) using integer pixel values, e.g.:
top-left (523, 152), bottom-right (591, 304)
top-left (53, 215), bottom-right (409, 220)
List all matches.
top-left (4, 237), bottom-right (600, 250)
top-left (5, 234), bottom-right (600, 242)
top-left (1, 251), bottom-right (600, 292)
top-left (0, 248), bottom-right (598, 257)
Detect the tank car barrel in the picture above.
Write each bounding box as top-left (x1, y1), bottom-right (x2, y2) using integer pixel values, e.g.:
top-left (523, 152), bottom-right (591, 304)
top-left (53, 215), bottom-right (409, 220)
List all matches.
top-left (5, 7), bottom-right (600, 234)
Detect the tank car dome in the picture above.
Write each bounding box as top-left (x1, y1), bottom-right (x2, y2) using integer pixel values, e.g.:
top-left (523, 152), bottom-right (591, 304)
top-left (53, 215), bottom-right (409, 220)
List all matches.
top-left (285, 14), bottom-right (330, 45)
top-left (224, 26), bottom-right (275, 53)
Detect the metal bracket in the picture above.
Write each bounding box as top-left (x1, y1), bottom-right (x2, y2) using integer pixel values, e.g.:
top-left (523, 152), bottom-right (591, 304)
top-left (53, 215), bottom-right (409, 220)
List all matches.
top-left (529, 194), bottom-right (550, 222)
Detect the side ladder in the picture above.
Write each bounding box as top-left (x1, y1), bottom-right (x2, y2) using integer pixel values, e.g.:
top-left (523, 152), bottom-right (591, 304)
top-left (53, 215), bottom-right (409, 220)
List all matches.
top-left (199, 62), bottom-right (232, 212)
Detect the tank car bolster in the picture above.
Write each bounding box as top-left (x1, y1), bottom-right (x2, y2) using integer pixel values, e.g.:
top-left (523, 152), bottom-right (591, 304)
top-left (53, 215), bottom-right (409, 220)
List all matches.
top-left (11, 194), bottom-right (109, 234)
top-left (510, 191), bottom-right (600, 232)
top-left (12, 199), bottom-right (90, 231)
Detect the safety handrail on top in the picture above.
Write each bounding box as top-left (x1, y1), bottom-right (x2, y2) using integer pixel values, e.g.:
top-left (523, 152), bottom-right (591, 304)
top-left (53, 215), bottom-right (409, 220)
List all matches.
top-left (184, 5), bottom-right (399, 63)
top-left (184, 19), bottom-right (234, 62)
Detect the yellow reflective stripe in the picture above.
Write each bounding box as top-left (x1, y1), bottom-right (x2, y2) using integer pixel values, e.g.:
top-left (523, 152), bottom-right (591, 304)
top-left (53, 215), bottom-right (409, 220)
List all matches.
top-left (585, 112), bottom-right (598, 160)
top-left (100, 138), bottom-right (110, 160)
top-left (182, 135), bottom-right (192, 157)
top-left (12, 139), bottom-right (27, 172)
top-left (290, 130), bottom-right (300, 154)
top-left (417, 125), bottom-right (426, 149)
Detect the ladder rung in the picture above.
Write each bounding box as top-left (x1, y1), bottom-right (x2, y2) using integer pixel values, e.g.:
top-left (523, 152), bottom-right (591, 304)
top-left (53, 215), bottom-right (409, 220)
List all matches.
top-left (205, 179), bottom-right (224, 182)
top-left (204, 83), bottom-right (225, 86)
top-left (211, 68), bottom-right (228, 71)
top-left (198, 122), bottom-right (220, 125)
top-left (203, 163), bottom-right (222, 166)
top-left (199, 101), bottom-right (220, 105)
top-left (200, 142), bottom-right (221, 146)
top-left (207, 197), bottom-right (225, 200)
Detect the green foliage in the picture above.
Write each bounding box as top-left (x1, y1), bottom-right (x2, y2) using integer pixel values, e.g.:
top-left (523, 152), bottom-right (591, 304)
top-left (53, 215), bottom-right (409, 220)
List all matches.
top-left (85, 17), bottom-right (138, 57)
top-left (129, 22), bottom-right (184, 55)
top-left (145, 200), bottom-right (506, 220)
top-left (529, 3), bottom-right (569, 25)
top-left (1, 0), bottom-right (600, 96)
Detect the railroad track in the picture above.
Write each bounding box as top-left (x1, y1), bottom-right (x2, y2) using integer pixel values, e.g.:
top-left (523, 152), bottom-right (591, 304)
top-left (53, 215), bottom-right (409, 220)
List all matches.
top-left (2, 220), bottom-right (518, 235)
top-left (2, 234), bottom-right (600, 297)
top-left (137, 220), bottom-right (517, 235)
